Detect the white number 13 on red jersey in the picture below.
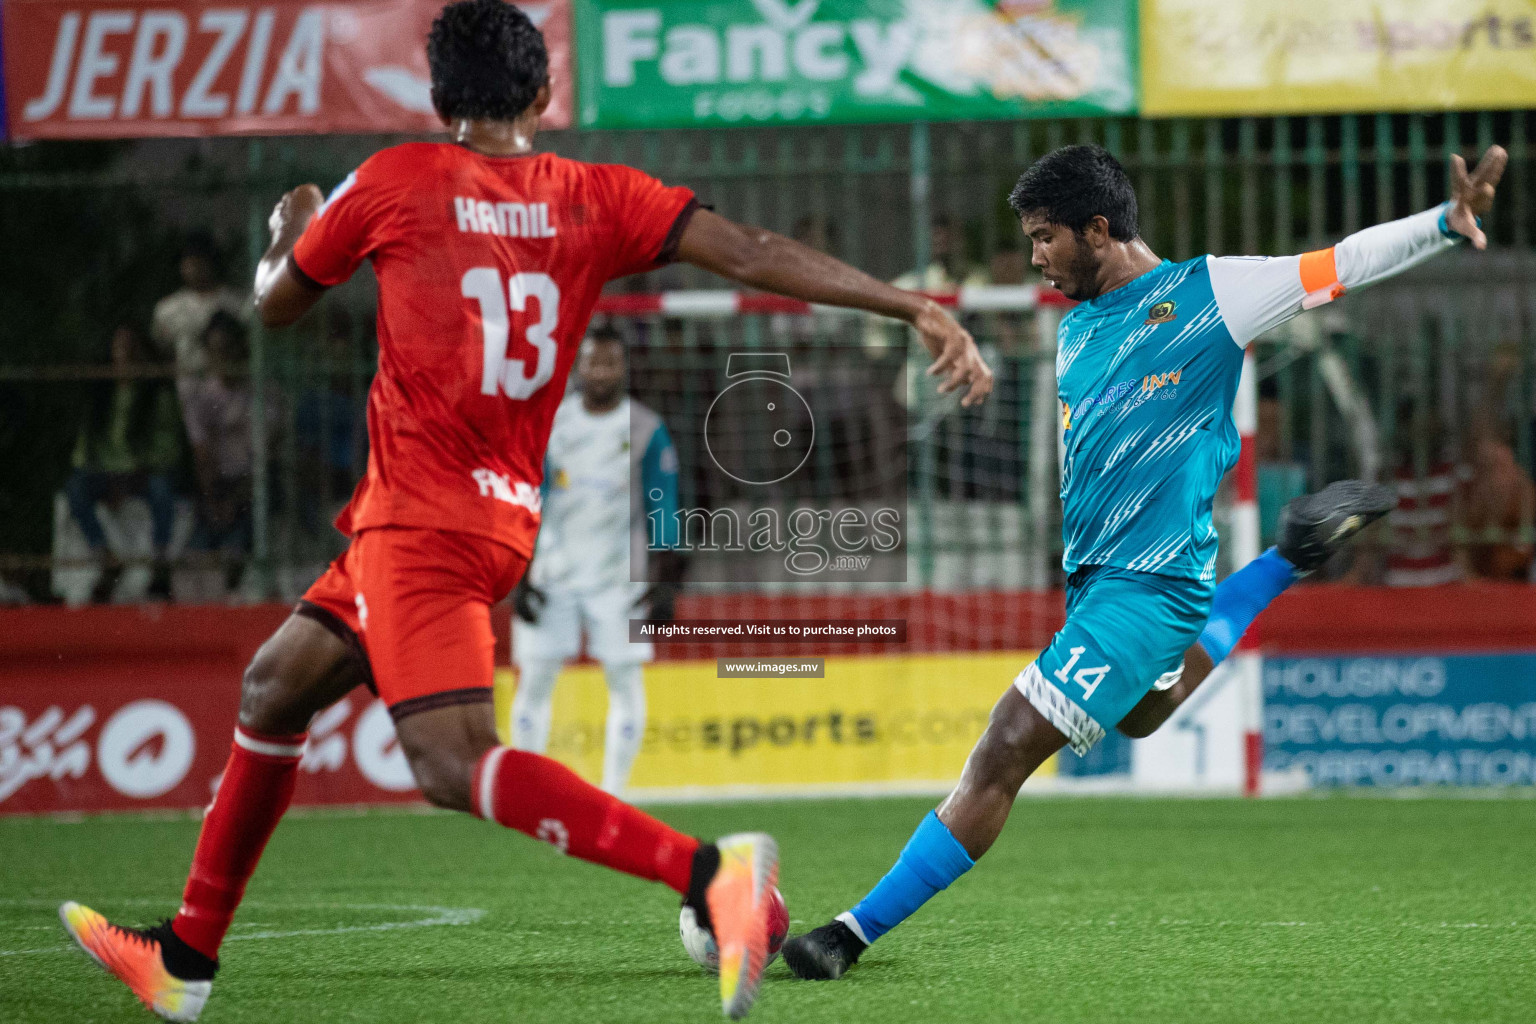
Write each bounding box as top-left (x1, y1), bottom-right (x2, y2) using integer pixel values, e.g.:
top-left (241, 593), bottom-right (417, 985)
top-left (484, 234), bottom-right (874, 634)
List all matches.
top-left (462, 267), bottom-right (559, 400)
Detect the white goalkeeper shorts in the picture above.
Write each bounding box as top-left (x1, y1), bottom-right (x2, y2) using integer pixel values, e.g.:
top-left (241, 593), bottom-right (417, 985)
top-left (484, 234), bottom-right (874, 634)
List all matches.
top-left (512, 582), bottom-right (654, 667)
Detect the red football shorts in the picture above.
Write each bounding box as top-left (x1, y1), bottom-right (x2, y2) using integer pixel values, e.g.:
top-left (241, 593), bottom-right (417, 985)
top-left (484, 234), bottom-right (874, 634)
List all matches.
top-left (298, 527), bottom-right (528, 718)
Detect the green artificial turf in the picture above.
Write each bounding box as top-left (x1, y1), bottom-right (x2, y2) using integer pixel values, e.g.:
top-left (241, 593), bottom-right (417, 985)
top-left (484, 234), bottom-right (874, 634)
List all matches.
top-left (2, 796), bottom-right (1533, 1023)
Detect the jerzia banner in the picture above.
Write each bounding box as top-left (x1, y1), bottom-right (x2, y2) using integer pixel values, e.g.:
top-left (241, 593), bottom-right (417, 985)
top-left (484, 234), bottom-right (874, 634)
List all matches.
top-left (1, 0), bottom-right (573, 140)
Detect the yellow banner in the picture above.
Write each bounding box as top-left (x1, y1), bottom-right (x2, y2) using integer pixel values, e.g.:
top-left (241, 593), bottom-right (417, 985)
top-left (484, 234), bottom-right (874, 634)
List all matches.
top-left (494, 652), bottom-right (1055, 797)
top-left (1142, 1), bottom-right (1536, 116)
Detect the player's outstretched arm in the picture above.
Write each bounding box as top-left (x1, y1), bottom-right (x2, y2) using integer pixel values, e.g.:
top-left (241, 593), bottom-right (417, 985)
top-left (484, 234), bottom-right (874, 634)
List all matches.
top-left (676, 209), bottom-right (994, 407)
top-left (1209, 145), bottom-right (1507, 347)
top-left (254, 184), bottom-right (326, 328)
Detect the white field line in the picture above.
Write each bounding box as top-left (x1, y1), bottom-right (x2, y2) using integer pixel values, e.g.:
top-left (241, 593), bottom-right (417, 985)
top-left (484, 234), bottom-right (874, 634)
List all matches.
top-left (0, 899), bottom-right (484, 958)
top-left (483, 916), bottom-right (1534, 932)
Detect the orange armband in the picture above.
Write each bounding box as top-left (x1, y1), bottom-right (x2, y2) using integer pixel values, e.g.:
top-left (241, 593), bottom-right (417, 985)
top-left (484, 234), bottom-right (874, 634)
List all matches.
top-left (1299, 247), bottom-right (1345, 309)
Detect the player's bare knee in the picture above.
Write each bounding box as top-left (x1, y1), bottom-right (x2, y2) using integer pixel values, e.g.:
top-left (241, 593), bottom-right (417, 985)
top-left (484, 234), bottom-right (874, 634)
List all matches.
top-left (236, 616), bottom-right (362, 736)
top-left (407, 748), bottom-right (475, 812)
top-left (1117, 715), bottom-right (1157, 739)
top-left (395, 711), bottom-right (497, 814)
top-left (238, 653), bottom-right (309, 736)
top-left (985, 696), bottom-right (1041, 761)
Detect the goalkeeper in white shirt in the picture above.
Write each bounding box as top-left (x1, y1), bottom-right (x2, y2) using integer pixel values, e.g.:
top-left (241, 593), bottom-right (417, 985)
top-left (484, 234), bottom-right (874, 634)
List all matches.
top-left (510, 327), bottom-right (683, 794)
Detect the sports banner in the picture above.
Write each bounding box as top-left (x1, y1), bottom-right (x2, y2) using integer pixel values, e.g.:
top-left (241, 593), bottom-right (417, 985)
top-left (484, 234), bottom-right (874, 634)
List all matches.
top-left (1, 0), bottom-right (572, 141)
top-left (573, 0), bottom-right (1136, 129)
top-left (1141, 0), bottom-right (1536, 116)
top-left (493, 651), bottom-right (1057, 797)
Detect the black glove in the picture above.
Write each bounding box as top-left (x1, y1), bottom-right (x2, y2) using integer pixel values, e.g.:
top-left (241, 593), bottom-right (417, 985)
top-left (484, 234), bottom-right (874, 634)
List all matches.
top-left (637, 582), bottom-right (679, 623)
top-left (636, 550), bottom-right (686, 623)
top-left (512, 578), bottom-right (546, 624)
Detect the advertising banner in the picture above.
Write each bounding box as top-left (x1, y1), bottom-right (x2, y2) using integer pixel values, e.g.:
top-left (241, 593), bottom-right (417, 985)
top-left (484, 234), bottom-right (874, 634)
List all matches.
top-left (1, 669), bottom-right (421, 815)
top-left (1142, 0), bottom-right (1536, 116)
top-left (1264, 654), bottom-right (1536, 787)
top-left (494, 651), bottom-right (1056, 796)
top-left (574, 0), bottom-right (1136, 129)
top-left (0, 604), bottom-right (424, 814)
top-left (2, 0), bottom-right (572, 141)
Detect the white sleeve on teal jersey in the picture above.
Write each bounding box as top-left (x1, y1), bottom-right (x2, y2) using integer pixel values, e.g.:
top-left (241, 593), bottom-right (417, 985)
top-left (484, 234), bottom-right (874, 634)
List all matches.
top-left (1206, 204), bottom-right (1462, 346)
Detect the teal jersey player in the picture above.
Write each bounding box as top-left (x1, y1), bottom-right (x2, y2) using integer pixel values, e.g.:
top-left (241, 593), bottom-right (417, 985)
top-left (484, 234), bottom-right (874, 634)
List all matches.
top-left (1056, 256), bottom-right (1241, 582)
top-left (1034, 198), bottom-right (1472, 751)
top-left (783, 142), bottom-right (1505, 981)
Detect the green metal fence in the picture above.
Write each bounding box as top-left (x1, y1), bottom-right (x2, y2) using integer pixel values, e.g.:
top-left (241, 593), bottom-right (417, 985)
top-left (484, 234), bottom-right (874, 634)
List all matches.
top-left (2, 111), bottom-right (1534, 602)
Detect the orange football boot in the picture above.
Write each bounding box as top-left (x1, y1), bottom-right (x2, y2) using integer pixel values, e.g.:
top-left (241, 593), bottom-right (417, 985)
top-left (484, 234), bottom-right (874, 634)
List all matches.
top-left (706, 833), bottom-right (780, 1019)
top-left (59, 902), bottom-right (215, 1022)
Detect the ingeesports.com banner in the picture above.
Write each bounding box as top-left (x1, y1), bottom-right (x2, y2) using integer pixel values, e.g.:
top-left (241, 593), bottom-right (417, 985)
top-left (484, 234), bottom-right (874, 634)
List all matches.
top-left (494, 651), bottom-right (1055, 795)
top-left (1142, 0), bottom-right (1536, 116)
top-left (575, 0), bottom-right (1135, 129)
top-left (2, 0), bottom-right (573, 140)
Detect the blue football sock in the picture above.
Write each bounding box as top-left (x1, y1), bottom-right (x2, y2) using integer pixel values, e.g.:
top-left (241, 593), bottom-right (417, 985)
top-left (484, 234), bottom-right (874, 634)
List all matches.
top-left (1197, 547), bottom-right (1297, 664)
top-left (843, 811), bottom-right (974, 945)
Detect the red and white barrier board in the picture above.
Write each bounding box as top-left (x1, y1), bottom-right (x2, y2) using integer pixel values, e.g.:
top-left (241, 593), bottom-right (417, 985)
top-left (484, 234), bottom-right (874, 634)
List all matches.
top-left (594, 285), bottom-right (1072, 317)
top-left (1, 0), bottom-right (573, 140)
top-left (4, 586), bottom-right (1532, 814)
top-left (0, 605), bottom-right (420, 814)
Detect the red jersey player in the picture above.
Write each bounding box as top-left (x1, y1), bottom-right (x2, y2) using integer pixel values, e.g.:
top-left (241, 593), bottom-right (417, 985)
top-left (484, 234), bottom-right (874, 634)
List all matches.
top-left (57, 1), bottom-right (992, 1020)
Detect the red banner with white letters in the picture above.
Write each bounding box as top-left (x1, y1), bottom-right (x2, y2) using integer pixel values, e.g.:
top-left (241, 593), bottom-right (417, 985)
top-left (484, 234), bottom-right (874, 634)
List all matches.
top-left (0, 605), bottom-right (423, 814)
top-left (1, 0), bottom-right (572, 140)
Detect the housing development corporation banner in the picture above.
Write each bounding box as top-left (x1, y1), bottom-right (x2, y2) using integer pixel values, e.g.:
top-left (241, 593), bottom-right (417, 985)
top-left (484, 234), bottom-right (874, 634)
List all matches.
top-left (575, 0), bottom-right (1135, 128)
top-left (1, 0), bottom-right (573, 140)
top-left (1265, 654), bottom-right (1536, 787)
top-left (1142, 0), bottom-right (1536, 116)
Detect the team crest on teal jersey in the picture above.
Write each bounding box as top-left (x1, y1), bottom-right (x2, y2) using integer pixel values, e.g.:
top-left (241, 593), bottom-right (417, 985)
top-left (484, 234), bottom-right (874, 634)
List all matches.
top-left (1145, 300), bottom-right (1177, 324)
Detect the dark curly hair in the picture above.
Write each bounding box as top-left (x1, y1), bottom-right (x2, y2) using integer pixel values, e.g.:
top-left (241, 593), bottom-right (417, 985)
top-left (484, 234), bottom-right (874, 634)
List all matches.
top-left (1007, 145), bottom-right (1139, 241)
top-left (427, 0), bottom-right (548, 122)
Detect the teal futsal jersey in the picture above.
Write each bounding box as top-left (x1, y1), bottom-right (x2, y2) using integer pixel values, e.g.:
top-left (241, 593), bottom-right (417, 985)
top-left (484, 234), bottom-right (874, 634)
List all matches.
top-left (1057, 257), bottom-right (1242, 582)
top-left (1026, 205), bottom-right (1463, 750)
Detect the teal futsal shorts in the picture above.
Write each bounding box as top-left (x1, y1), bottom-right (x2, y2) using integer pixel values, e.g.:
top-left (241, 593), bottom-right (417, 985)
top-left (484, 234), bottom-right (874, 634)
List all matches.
top-left (1014, 565), bottom-right (1214, 754)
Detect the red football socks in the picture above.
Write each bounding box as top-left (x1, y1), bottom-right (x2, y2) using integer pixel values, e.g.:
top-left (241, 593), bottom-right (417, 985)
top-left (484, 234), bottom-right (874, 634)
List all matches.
top-left (472, 746), bottom-right (698, 894)
top-left (171, 727), bottom-right (305, 960)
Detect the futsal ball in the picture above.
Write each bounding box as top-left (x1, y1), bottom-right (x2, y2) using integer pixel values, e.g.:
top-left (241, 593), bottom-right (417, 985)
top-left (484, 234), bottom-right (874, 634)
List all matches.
top-left (679, 886), bottom-right (790, 974)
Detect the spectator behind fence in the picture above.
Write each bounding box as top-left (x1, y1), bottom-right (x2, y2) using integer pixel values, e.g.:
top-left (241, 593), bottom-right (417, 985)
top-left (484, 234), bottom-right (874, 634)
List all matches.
top-left (180, 312), bottom-right (279, 595)
top-left (1385, 399), bottom-right (1466, 587)
top-left (294, 310), bottom-right (367, 545)
top-left (1461, 428), bottom-right (1536, 581)
top-left (151, 232), bottom-right (249, 404)
top-left (65, 325), bottom-right (183, 602)
top-left (865, 215), bottom-right (991, 353)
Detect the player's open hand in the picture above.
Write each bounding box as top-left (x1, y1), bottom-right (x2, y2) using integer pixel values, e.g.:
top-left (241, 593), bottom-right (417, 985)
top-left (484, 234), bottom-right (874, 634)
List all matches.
top-left (915, 301), bottom-right (993, 408)
top-left (269, 184), bottom-right (325, 240)
top-left (1447, 145), bottom-right (1506, 250)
